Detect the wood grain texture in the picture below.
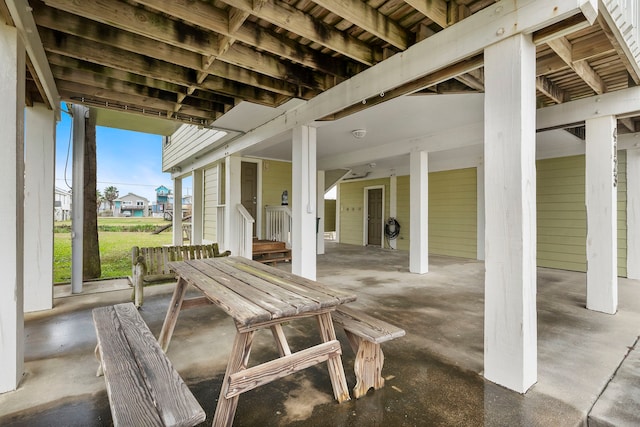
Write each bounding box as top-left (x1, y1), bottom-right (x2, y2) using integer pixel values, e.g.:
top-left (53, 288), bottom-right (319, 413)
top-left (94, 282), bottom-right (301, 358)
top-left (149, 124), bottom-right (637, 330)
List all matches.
top-left (332, 306), bottom-right (406, 344)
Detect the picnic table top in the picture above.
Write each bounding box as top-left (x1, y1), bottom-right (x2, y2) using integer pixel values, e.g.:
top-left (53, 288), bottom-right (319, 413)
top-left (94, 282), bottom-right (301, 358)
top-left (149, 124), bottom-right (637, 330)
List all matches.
top-left (169, 256), bottom-right (357, 330)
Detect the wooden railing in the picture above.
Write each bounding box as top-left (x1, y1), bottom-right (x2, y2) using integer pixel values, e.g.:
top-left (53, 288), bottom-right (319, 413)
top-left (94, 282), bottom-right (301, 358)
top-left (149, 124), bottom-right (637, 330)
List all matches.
top-left (265, 206), bottom-right (292, 248)
top-left (602, 0), bottom-right (640, 67)
top-left (236, 204), bottom-right (255, 259)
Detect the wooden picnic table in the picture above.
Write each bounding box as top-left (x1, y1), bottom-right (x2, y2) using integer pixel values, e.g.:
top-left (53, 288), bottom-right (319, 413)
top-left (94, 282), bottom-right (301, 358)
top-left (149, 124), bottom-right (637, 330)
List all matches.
top-left (157, 256), bottom-right (357, 427)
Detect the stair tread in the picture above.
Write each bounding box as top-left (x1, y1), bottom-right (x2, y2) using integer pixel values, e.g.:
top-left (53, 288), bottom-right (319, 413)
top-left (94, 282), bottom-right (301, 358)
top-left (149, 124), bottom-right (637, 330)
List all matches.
top-left (253, 248), bottom-right (292, 255)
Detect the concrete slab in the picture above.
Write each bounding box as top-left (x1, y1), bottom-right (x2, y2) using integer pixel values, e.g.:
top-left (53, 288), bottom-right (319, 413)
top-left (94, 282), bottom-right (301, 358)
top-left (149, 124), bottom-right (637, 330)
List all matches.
top-left (1, 242), bottom-right (639, 426)
top-left (589, 337), bottom-right (640, 426)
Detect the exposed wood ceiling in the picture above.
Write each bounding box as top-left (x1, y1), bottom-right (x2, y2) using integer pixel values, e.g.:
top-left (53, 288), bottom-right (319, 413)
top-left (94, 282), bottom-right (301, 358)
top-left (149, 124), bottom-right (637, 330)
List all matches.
top-left (2, 0), bottom-right (640, 133)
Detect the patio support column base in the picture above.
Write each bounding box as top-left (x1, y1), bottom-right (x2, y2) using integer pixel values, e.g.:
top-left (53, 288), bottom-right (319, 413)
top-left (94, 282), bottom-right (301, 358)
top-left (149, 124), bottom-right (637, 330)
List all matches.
top-left (292, 125), bottom-right (317, 280)
top-left (483, 33), bottom-right (537, 394)
top-left (0, 22), bottom-right (25, 394)
top-left (24, 103), bottom-right (55, 312)
top-left (586, 116), bottom-right (618, 314)
top-left (409, 149), bottom-right (428, 274)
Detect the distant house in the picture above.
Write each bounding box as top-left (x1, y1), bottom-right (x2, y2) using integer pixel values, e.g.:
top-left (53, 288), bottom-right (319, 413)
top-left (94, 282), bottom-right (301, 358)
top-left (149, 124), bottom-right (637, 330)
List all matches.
top-left (113, 193), bottom-right (150, 217)
top-left (151, 185), bottom-right (172, 214)
top-left (54, 187), bottom-right (71, 221)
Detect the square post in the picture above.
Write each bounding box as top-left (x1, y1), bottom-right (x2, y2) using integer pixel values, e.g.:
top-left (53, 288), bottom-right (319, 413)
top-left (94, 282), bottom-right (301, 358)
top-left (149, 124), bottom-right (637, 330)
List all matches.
top-left (409, 149), bottom-right (428, 274)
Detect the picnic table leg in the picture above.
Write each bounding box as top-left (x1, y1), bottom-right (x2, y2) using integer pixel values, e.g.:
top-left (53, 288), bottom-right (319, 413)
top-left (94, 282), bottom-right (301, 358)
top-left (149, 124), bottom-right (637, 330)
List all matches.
top-left (316, 312), bottom-right (351, 403)
top-left (212, 331), bottom-right (255, 427)
top-left (157, 277), bottom-right (189, 352)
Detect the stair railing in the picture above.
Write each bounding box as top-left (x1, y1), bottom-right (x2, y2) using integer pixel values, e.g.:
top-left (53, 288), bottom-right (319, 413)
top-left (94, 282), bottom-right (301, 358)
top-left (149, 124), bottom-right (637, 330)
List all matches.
top-left (265, 206), bottom-right (292, 248)
top-left (236, 204), bottom-right (255, 259)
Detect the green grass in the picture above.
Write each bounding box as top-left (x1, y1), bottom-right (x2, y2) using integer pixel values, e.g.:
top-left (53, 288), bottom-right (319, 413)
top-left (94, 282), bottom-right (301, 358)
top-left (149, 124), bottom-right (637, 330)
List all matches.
top-left (54, 217), bottom-right (170, 233)
top-left (54, 228), bottom-right (172, 283)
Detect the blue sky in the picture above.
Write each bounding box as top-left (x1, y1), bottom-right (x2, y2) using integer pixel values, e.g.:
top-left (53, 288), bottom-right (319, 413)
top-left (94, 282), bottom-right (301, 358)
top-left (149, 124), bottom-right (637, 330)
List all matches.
top-left (55, 108), bottom-right (189, 202)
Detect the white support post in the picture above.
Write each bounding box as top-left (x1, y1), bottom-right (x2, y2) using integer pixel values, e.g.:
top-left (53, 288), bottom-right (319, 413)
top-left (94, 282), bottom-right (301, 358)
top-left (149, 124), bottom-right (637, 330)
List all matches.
top-left (335, 184), bottom-right (341, 242)
top-left (71, 104), bottom-right (87, 294)
top-left (191, 169), bottom-right (203, 245)
top-left (585, 116), bottom-right (618, 313)
top-left (484, 34), bottom-right (537, 393)
top-left (292, 125), bottom-right (317, 280)
top-left (476, 161), bottom-right (485, 261)
top-left (409, 149), bottom-right (428, 274)
top-left (317, 170), bottom-right (325, 255)
top-left (628, 148), bottom-right (640, 279)
top-left (24, 103), bottom-right (55, 312)
top-left (389, 174), bottom-right (397, 250)
top-left (224, 156), bottom-right (242, 256)
top-left (0, 23), bottom-right (25, 393)
top-left (173, 177), bottom-right (183, 245)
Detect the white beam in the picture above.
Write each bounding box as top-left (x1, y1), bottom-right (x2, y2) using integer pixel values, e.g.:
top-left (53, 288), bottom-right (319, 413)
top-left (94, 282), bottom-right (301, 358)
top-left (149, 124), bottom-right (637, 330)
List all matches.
top-left (0, 22), bottom-right (25, 393)
top-left (409, 149), bottom-right (428, 274)
top-left (627, 148), bottom-right (640, 279)
top-left (224, 156), bottom-right (242, 255)
top-left (292, 126), bottom-right (317, 280)
top-left (585, 115), bottom-right (618, 313)
top-left (484, 34), bottom-right (537, 393)
top-left (476, 161), bottom-right (485, 261)
top-left (5, 0), bottom-right (60, 114)
top-left (191, 169), bottom-right (203, 244)
top-left (317, 170), bottom-right (325, 255)
top-left (24, 103), bottom-right (55, 312)
top-left (184, 0), bottom-right (596, 172)
top-left (172, 177), bottom-right (183, 245)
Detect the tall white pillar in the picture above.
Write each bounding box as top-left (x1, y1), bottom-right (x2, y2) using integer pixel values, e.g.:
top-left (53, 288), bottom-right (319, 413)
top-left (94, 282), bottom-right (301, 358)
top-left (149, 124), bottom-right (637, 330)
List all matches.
top-left (0, 23), bottom-right (25, 393)
top-left (628, 148), bottom-right (640, 279)
top-left (224, 156), bottom-right (242, 256)
top-left (71, 104), bottom-right (87, 294)
top-left (389, 174), bottom-right (397, 250)
top-left (191, 169), bottom-right (203, 245)
top-left (476, 161), bottom-right (485, 261)
top-left (24, 103), bottom-right (55, 312)
top-left (317, 170), bottom-right (325, 255)
top-left (409, 149), bottom-right (428, 274)
top-left (292, 125), bottom-right (317, 280)
top-left (484, 34), bottom-right (537, 393)
top-left (586, 116), bottom-right (617, 313)
top-left (172, 176), bottom-right (183, 245)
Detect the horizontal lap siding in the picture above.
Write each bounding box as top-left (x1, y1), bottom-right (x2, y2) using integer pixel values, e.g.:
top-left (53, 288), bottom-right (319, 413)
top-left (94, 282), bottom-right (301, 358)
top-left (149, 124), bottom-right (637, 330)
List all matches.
top-left (203, 165), bottom-right (218, 242)
top-left (395, 176), bottom-right (410, 251)
top-left (428, 168), bottom-right (477, 259)
top-left (536, 153), bottom-right (627, 277)
top-left (163, 126), bottom-right (224, 171)
top-left (339, 179), bottom-right (390, 246)
top-left (261, 160), bottom-right (292, 239)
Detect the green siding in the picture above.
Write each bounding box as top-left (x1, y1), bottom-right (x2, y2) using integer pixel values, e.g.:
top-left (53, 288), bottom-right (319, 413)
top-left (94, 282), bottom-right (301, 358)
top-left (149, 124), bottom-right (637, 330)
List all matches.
top-left (536, 153), bottom-right (627, 277)
top-left (339, 178), bottom-right (390, 246)
top-left (324, 199), bottom-right (336, 231)
top-left (261, 160), bottom-right (292, 238)
top-left (395, 176), bottom-right (411, 251)
top-left (428, 168), bottom-right (477, 259)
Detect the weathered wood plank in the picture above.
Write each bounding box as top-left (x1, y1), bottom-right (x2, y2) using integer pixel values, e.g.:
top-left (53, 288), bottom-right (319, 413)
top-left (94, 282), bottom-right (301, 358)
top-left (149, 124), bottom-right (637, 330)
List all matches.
top-left (332, 306), bottom-right (406, 344)
top-left (226, 340), bottom-right (342, 398)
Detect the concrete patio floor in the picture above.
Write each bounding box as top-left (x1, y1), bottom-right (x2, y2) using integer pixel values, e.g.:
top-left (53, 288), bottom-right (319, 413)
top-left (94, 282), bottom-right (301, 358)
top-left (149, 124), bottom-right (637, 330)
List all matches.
top-left (1, 242), bottom-right (639, 426)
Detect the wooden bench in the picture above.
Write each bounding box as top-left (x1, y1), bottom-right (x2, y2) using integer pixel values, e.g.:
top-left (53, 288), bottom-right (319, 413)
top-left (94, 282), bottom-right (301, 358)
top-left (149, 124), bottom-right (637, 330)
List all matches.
top-left (93, 303), bottom-right (205, 427)
top-left (332, 305), bottom-right (406, 399)
top-left (132, 243), bottom-right (230, 307)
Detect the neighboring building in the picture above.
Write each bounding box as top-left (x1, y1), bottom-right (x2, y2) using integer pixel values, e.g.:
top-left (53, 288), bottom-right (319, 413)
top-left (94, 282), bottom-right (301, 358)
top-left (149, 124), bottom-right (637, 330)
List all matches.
top-left (54, 187), bottom-right (71, 221)
top-left (151, 185), bottom-right (171, 214)
top-left (113, 193), bottom-right (150, 217)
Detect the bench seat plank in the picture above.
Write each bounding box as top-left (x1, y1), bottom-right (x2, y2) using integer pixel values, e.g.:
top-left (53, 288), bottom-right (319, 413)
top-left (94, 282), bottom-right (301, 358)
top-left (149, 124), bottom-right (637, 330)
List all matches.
top-left (332, 305), bottom-right (406, 344)
top-left (93, 303), bottom-right (205, 427)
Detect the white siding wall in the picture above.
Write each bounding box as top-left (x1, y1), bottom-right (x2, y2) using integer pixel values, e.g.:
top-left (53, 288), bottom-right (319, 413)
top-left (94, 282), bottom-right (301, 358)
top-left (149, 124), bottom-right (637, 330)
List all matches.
top-left (203, 164), bottom-right (219, 242)
top-left (163, 125), bottom-right (226, 171)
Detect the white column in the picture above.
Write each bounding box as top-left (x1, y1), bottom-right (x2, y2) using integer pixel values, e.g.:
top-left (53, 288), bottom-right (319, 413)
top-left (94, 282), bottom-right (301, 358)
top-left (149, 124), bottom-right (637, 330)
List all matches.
top-left (476, 161), bottom-right (485, 261)
top-left (224, 155), bottom-right (242, 255)
top-left (409, 149), bottom-right (428, 274)
top-left (586, 116), bottom-right (618, 313)
top-left (172, 177), bottom-right (183, 245)
top-left (389, 174), bottom-right (397, 250)
top-left (317, 170), bottom-right (325, 255)
top-left (628, 148), bottom-right (640, 279)
top-left (335, 184), bottom-right (341, 242)
top-left (191, 169), bottom-right (203, 245)
top-left (71, 104), bottom-right (86, 294)
top-left (24, 103), bottom-right (55, 312)
top-left (484, 34), bottom-right (537, 393)
top-left (292, 125), bottom-right (317, 280)
top-left (0, 23), bottom-right (25, 393)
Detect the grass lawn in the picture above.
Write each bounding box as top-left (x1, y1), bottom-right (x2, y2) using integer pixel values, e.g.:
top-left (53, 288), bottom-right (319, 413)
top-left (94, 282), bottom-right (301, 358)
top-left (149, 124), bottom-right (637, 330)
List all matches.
top-left (54, 218), bottom-right (173, 283)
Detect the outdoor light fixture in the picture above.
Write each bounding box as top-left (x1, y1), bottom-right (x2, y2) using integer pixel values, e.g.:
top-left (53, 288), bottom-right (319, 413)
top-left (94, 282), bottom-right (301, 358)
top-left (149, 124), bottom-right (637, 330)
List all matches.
top-left (352, 129), bottom-right (367, 139)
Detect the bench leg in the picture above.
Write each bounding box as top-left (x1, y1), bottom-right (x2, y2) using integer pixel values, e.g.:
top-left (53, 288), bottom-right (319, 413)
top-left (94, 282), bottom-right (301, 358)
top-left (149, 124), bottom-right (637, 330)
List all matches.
top-left (94, 344), bottom-right (103, 377)
top-left (345, 332), bottom-right (385, 399)
top-left (157, 277), bottom-right (189, 352)
top-left (317, 313), bottom-right (351, 403)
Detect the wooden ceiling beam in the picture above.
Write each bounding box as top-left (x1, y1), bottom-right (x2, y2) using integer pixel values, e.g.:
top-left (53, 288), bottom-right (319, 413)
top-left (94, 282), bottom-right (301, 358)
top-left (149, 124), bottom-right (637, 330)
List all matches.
top-left (311, 0), bottom-right (410, 50)
top-left (547, 36), bottom-right (606, 94)
top-left (218, 0), bottom-right (378, 65)
top-left (402, 0), bottom-right (448, 28)
top-left (135, 0), bottom-right (358, 77)
top-left (596, 13), bottom-right (640, 85)
top-left (536, 75), bottom-right (569, 104)
top-left (618, 117), bottom-right (636, 133)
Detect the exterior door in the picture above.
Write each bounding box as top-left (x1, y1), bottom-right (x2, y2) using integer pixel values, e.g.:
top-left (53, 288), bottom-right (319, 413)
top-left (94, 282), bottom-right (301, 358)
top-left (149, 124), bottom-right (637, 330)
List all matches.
top-left (367, 188), bottom-right (383, 246)
top-left (241, 161), bottom-right (258, 236)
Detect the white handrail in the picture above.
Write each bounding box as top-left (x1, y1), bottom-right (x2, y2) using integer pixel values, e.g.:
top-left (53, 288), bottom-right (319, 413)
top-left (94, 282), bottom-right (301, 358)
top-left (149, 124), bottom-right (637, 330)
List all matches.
top-left (265, 205), bottom-right (292, 248)
top-left (236, 204), bottom-right (255, 259)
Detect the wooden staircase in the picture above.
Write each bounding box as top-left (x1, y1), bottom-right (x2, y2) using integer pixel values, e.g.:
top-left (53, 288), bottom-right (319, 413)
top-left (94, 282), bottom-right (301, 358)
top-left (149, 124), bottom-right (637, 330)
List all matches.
top-left (252, 239), bottom-right (291, 265)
